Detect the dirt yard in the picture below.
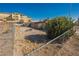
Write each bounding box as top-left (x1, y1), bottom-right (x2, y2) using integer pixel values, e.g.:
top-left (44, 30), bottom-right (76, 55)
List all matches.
top-left (0, 22), bottom-right (79, 56)
top-left (30, 34), bottom-right (79, 56)
top-left (14, 25), bottom-right (47, 56)
top-left (28, 26), bottom-right (79, 56)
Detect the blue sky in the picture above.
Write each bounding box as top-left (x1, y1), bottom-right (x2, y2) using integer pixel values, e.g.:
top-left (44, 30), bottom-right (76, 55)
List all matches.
top-left (0, 3), bottom-right (78, 21)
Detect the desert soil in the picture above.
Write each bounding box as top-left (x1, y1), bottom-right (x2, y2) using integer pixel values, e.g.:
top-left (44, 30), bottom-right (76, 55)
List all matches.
top-left (0, 22), bottom-right (79, 56)
top-left (28, 26), bottom-right (79, 56)
top-left (0, 22), bottom-right (14, 56)
top-left (14, 25), bottom-right (47, 56)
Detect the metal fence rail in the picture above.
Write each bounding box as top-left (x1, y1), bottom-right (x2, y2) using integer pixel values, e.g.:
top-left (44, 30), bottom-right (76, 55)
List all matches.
top-left (25, 28), bottom-right (74, 56)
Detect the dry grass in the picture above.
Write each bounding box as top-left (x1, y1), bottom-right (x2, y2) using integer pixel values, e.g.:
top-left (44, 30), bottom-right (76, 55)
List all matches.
top-left (27, 33), bottom-right (79, 56)
top-left (0, 22), bottom-right (79, 56)
top-left (14, 26), bottom-right (46, 56)
top-left (56, 34), bottom-right (79, 56)
top-left (29, 43), bottom-right (62, 56)
top-left (0, 22), bottom-right (14, 56)
top-left (14, 25), bottom-right (79, 56)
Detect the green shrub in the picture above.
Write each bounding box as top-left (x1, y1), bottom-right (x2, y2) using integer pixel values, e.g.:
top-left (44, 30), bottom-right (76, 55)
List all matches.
top-left (45, 16), bottom-right (74, 39)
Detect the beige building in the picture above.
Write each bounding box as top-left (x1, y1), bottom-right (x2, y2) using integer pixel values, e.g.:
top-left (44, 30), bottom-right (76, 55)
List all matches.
top-left (0, 13), bottom-right (32, 23)
top-left (20, 16), bottom-right (31, 23)
top-left (6, 13), bottom-right (21, 21)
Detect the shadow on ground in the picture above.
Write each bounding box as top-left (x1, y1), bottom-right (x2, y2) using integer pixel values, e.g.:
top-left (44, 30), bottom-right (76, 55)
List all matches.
top-left (24, 34), bottom-right (67, 44)
top-left (24, 34), bottom-right (48, 43)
